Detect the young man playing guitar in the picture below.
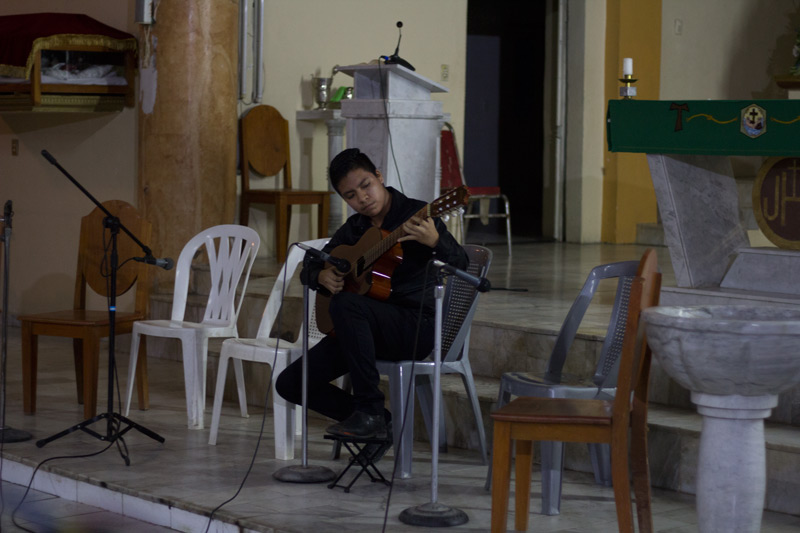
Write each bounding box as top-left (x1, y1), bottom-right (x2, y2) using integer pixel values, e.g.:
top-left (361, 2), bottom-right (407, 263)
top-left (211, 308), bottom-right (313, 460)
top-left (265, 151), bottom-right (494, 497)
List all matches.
top-left (275, 148), bottom-right (468, 445)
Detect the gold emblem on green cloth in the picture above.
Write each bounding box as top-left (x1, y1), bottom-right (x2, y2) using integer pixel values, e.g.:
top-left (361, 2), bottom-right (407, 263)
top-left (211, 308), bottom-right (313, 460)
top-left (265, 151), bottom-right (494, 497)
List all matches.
top-left (741, 104), bottom-right (767, 138)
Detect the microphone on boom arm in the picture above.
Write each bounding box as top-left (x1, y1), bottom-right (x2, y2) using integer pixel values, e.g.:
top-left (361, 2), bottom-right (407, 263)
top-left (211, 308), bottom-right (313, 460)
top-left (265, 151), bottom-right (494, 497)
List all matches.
top-left (382, 21), bottom-right (415, 71)
top-left (295, 242), bottom-right (351, 273)
top-left (134, 255), bottom-right (174, 270)
top-left (432, 260), bottom-right (491, 293)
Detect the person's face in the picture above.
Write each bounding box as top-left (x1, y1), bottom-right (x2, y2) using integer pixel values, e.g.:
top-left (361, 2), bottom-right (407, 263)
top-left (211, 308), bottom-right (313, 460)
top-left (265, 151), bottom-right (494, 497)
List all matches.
top-left (337, 168), bottom-right (390, 221)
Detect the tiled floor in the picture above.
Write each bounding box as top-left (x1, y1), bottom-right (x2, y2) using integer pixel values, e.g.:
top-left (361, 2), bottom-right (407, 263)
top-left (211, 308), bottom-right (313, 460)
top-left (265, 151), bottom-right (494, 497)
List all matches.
top-left (0, 242), bottom-right (799, 532)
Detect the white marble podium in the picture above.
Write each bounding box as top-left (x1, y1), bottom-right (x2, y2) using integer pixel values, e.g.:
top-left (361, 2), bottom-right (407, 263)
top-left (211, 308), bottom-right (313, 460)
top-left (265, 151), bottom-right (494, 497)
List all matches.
top-left (337, 64), bottom-right (448, 203)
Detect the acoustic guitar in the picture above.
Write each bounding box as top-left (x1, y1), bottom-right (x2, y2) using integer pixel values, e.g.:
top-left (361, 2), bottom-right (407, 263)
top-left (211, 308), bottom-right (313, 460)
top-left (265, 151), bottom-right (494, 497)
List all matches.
top-left (315, 186), bottom-right (469, 334)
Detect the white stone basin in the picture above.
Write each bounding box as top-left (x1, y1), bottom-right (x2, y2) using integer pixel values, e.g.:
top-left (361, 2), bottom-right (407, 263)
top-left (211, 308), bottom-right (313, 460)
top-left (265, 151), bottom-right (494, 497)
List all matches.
top-left (642, 305), bottom-right (800, 396)
top-left (643, 304), bottom-right (800, 533)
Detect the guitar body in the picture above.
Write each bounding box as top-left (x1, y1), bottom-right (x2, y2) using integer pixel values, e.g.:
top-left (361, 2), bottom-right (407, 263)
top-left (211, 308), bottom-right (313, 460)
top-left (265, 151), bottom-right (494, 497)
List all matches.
top-left (313, 186), bottom-right (469, 335)
top-left (315, 227), bottom-right (403, 334)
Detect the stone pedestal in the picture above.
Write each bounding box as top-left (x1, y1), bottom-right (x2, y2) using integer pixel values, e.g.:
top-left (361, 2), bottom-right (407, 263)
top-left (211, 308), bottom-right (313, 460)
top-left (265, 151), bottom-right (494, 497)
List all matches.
top-left (693, 392), bottom-right (776, 533)
top-left (296, 109), bottom-right (346, 233)
top-left (646, 154), bottom-right (749, 288)
top-left (337, 64), bottom-right (447, 203)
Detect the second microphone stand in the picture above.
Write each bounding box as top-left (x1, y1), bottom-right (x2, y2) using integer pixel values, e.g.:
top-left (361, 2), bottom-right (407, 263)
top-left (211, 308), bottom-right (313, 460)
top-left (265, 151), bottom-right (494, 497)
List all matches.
top-left (0, 201), bottom-right (32, 443)
top-left (273, 276), bottom-right (336, 483)
top-left (399, 269), bottom-right (468, 527)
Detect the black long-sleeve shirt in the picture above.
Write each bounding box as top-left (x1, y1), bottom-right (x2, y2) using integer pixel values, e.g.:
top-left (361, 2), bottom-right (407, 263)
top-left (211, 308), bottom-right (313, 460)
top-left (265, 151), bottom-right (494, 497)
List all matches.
top-left (301, 187), bottom-right (468, 315)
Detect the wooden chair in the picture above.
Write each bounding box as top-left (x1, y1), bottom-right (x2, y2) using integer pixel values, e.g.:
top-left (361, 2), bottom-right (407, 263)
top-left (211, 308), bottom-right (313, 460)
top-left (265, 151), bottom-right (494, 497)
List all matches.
top-left (489, 248), bottom-right (661, 533)
top-left (239, 104), bottom-right (330, 263)
top-left (19, 200), bottom-right (151, 420)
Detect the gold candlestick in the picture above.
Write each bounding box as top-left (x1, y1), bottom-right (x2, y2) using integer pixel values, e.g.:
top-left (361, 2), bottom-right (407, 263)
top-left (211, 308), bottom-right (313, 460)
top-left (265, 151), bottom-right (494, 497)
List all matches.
top-left (619, 74), bottom-right (638, 99)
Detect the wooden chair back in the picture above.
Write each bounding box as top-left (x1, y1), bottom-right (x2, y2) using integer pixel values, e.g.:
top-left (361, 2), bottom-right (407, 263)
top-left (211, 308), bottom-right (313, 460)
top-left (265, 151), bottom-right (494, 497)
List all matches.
top-left (74, 199), bottom-right (151, 315)
top-left (612, 247), bottom-right (660, 423)
top-left (240, 104), bottom-right (293, 192)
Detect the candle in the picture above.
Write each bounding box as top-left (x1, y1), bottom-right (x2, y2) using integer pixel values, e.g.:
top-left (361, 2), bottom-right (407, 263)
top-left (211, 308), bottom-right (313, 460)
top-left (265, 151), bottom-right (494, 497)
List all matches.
top-left (623, 58), bottom-right (633, 77)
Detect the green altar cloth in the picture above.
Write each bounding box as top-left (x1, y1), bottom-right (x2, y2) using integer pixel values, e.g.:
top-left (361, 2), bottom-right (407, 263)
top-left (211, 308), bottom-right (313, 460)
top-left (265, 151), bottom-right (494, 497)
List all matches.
top-left (607, 99), bottom-right (800, 156)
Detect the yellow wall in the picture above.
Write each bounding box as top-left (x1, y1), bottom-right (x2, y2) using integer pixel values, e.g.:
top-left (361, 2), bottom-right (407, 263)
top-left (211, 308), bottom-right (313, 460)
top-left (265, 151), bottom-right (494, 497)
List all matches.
top-left (601, 0), bottom-right (661, 243)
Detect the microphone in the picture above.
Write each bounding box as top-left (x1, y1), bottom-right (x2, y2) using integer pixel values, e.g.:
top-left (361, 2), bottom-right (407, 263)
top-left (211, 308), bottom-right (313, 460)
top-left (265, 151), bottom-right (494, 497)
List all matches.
top-left (383, 21), bottom-right (415, 71)
top-left (41, 149), bottom-right (58, 165)
top-left (134, 255), bottom-right (174, 270)
top-left (295, 242), bottom-right (351, 273)
top-left (432, 260), bottom-right (491, 293)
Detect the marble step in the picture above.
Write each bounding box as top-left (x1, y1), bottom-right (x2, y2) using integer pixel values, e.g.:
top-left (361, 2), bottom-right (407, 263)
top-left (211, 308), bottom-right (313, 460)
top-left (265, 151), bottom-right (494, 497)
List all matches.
top-left (201, 349), bottom-right (800, 518)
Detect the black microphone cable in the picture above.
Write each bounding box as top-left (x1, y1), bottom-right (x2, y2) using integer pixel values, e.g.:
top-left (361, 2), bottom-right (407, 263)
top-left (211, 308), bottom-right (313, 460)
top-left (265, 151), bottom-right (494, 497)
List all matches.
top-left (380, 259), bottom-right (440, 532)
top-left (204, 242), bottom-right (303, 532)
top-left (10, 227), bottom-right (130, 532)
top-left (377, 56), bottom-right (406, 196)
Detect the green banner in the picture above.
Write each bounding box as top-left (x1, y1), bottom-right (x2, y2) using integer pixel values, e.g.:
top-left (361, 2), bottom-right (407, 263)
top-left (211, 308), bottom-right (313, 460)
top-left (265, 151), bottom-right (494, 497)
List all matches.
top-left (607, 99), bottom-right (800, 156)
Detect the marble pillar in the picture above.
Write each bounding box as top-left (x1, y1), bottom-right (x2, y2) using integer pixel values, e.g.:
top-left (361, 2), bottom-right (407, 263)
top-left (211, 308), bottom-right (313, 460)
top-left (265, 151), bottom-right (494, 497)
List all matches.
top-left (138, 1), bottom-right (238, 287)
top-left (693, 392), bottom-right (776, 533)
top-left (296, 109), bottom-right (346, 233)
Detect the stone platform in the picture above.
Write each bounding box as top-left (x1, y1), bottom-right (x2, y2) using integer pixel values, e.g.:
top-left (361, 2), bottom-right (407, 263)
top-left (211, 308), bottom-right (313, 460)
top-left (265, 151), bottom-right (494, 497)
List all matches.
top-left (141, 241), bottom-right (800, 518)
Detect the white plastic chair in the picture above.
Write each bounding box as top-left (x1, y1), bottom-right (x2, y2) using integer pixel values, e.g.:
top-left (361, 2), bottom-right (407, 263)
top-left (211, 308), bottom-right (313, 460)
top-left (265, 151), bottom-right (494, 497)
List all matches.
top-left (208, 239), bottom-right (328, 459)
top-left (375, 245), bottom-right (492, 479)
top-left (485, 259), bottom-right (640, 515)
top-left (124, 225), bottom-right (260, 429)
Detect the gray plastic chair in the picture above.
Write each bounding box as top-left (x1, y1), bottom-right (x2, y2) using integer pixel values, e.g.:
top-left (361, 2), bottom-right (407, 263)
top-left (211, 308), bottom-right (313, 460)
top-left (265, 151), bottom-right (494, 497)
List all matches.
top-left (485, 259), bottom-right (640, 515)
top-left (375, 245), bottom-right (492, 479)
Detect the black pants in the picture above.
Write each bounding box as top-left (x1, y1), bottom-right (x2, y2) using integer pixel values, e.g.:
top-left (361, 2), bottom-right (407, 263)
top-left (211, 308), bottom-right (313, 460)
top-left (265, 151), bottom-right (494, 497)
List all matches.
top-left (275, 291), bottom-right (433, 422)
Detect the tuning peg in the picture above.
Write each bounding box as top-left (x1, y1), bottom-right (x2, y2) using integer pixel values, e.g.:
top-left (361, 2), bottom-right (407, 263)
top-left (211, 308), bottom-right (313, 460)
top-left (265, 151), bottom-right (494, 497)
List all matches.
top-left (442, 214), bottom-right (450, 222)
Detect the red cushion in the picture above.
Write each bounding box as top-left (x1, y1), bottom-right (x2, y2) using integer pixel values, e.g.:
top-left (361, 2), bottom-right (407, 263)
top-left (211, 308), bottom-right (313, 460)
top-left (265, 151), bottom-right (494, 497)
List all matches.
top-left (467, 186), bottom-right (502, 197)
top-left (440, 130), bottom-right (463, 189)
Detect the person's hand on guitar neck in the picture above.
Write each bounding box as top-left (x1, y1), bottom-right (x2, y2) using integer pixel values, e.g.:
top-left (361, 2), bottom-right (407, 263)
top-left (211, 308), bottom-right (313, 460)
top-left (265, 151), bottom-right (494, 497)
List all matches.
top-left (398, 215), bottom-right (440, 248)
top-left (318, 266), bottom-right (347, 295)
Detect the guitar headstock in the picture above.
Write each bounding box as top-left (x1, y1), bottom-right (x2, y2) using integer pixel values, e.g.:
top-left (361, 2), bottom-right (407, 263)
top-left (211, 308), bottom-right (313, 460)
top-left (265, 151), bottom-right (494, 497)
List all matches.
top-left (430, 186), bottom-right (470, 218)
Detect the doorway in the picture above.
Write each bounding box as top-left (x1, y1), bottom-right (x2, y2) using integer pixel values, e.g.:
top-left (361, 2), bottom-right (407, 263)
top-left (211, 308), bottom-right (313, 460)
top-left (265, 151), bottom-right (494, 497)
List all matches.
top-left (464, 0), bottom-right (547, 241)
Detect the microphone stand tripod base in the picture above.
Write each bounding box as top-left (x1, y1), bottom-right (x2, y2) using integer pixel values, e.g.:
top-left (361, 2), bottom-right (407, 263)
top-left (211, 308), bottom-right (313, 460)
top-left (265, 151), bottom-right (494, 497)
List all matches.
top-left (0, 427), bottom-right (32, 443)
top-left (273, 464), bottom-right (336, 484)
top-left (399, 502), bottom-right (469, 527)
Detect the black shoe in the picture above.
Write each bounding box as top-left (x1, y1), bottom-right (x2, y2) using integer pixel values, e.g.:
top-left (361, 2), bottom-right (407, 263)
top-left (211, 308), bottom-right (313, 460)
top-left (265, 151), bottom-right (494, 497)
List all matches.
top-left (326, 411), bottom-right (387, 439)
top-left (363, 414), bottom-right (393, 462)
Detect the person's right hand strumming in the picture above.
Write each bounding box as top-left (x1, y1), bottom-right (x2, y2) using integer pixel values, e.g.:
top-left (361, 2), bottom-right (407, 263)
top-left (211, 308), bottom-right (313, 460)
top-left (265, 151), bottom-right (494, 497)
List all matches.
top-left (318, 266), bottom-right (345, 295)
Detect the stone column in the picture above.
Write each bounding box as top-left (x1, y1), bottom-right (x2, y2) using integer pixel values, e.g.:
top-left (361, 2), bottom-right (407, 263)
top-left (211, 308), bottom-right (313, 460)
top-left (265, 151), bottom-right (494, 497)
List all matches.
top-left (138, 0), bottom-right (238, 287)
top-left (693, 392), bottom-right (777, 533)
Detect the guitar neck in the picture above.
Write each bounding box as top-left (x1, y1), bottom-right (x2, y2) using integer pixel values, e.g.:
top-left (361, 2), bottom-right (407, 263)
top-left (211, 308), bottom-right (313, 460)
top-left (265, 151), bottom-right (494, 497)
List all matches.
top-left (363, 204), bottom-right (429, 267)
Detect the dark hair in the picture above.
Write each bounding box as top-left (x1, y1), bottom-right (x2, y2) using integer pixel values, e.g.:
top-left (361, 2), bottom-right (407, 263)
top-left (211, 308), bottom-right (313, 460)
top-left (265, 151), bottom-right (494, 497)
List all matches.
top-left (328, 148), bottom-right (377, 192)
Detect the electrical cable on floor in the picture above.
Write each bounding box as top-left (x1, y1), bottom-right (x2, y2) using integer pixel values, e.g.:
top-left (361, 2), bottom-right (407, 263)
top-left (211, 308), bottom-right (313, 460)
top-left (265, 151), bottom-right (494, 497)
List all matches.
top-left (9, 228), bottom-right (138, 530)
top-left (380, 262), bottom-right (435, 532)
top-left (204, 249), bottom-right (293, 533)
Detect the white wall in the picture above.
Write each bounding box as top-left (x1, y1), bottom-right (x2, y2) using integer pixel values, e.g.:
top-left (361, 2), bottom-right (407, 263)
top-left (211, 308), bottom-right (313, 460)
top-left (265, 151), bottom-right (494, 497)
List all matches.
top-left (0, 0), bottom-right (467, 318)
top-left (564, 0), bottom-right (606, 243)
top-left (0, 1), bottom-right (138, 317)
top-left (660, 0), bottom-right (799, 101)
top-left (240, 0), bottom-right (467, 255)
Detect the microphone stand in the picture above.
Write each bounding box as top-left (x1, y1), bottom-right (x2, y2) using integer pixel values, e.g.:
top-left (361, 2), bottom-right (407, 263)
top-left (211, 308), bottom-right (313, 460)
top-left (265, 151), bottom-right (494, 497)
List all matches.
top-left (399, 270), bottom-right (468, 527)
top-left (35, 152), bottom-right (164, 463)
top-left (273, 272), bottom-right (336, 483)
top-left (0, 201), bottom-right (32, 443)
